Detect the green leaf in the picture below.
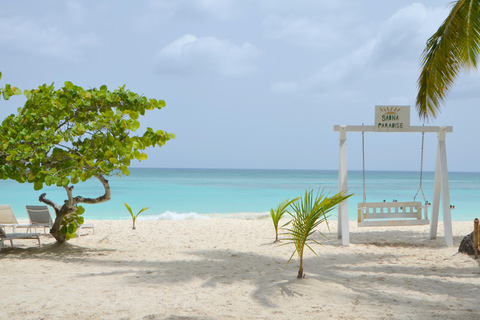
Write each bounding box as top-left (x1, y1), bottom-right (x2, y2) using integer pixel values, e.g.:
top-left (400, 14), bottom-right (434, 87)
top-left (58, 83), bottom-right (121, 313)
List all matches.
top-left (124, 202), bottom-right (133, 215)
top-left (77, 206), bottom-right (85, 215)
top-left (34, 180), bottom-right (43, 191)
top-left (121, 166), bottom-right (130, 176)
top-left (62, 177), bottom-right (70, 186)
top-left (133, 120), bottom-right (140, 131)
top-left (129, 111), bottom-right (139, 120)
top-left (68, 223), bottom-right (77, 234)
top-left (138, 207), bottom-right (149, 214)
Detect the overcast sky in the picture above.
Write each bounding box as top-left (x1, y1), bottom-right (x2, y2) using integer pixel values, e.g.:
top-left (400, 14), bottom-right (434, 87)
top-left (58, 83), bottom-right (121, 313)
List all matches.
top-left (0, 0), bottom-right (478, 172)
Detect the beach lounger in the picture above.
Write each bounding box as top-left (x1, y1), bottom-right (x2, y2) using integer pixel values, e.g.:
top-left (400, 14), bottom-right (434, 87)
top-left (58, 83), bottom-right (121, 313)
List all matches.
top-left (25, 205), bottom-right (94, 236)
top-left (25, 205), bottom-right (54, 233)
top-left (77, 222), bottom-right (95, 236)
top-left (0, 226), bottom-right (41, 250)
top-left (0, 204), bottom-right (31, 232)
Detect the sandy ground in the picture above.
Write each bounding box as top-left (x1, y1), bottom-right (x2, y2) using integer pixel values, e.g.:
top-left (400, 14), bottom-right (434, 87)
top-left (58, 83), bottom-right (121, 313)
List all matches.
top-left (1, 218), bottom-right (479, 320)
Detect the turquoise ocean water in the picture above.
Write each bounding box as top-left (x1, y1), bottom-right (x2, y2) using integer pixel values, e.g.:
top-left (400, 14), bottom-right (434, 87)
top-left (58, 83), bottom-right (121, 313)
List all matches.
top-left (2, 168), bottom-right (479, 221)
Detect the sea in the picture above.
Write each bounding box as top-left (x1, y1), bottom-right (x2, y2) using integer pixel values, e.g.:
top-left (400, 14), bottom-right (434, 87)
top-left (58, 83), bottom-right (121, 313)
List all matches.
top-left (2, 168), bottom-right (479, 221)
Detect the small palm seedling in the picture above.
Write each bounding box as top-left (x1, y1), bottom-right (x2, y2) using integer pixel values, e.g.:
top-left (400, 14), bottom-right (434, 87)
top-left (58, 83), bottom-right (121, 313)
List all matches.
top-left (125, 202), bottom-right (149, 230)
top-left (281, 189), bottom-right (351, 279)
top-left (270, 198), bottom-right (299, 242)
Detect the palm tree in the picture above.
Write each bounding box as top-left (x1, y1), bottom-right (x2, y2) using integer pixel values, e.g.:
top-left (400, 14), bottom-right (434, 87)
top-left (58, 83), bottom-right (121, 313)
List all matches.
top-left (125, 203), bottom-right (149, 230)
top-left (417, 0), bottom-right (480, 120)
top-left (281, 190), bottom-right (352, 279)
top-left (270, 198), bottom-right (300, 243)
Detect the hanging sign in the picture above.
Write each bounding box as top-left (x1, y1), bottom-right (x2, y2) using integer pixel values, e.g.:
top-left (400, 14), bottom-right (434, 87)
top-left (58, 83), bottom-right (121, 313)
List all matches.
top-left (374, 105), bottom-right (410, 132)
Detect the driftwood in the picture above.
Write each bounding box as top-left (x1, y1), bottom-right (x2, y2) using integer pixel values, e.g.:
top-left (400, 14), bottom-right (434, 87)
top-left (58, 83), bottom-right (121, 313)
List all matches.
top-left (475, 218), bottom-right (479, 260)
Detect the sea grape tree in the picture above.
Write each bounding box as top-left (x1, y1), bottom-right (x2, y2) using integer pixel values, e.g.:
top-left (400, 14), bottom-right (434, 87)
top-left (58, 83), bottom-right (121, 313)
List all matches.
top-left (0, 75), bottom-right (174, 242)
top-left (0, 72), bottom-right (22, 100)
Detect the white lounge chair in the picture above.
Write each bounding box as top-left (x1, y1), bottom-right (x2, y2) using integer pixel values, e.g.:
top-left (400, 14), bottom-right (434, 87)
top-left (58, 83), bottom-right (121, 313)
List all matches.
top-left (25, 205), bottom-right (54, 233)
top-left (77, 222), bottom-right (95, 236)
top-left (25, 205), bottom-right (94, 236)
top-left (0, 204), bottom-right (31, 232)
top-left (0, 226), bottom-right (41, 250)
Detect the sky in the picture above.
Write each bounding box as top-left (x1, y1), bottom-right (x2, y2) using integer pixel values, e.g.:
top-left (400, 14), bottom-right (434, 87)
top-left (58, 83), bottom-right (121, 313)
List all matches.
top-left (0, 0), bottom-right (478, 172)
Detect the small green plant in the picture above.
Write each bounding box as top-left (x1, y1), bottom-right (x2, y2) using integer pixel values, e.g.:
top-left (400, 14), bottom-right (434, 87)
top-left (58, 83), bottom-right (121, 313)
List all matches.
top-left (281, 190), bottom-right (352, 279)
top-left (270, 198), bottom-right (299, 243)
top-left (124, 203), bottom-right (149, 230)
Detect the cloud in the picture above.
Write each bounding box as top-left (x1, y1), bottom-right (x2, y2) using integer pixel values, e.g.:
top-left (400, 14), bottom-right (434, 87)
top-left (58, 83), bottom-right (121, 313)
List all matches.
top-left (269, 81), bottom-right (300, 95)
top-left (262, 14), bottom-right (335, 47)
top-left (66, 0), bottom-right (88, 26)
top-left (259, 0), bottom-right (351, 15)
top-left (154, 34), bottom-right (260, 76)
top-left (149, 0), bottom-right (245, 21)
top-left (372, 3), bottom-right (448, 69)
top-left (269, 3), bottom-right (449, 97)
top-left (260, 0), bottom-right (366, 50)
top-left (0, 7), bottom-right (101, 63)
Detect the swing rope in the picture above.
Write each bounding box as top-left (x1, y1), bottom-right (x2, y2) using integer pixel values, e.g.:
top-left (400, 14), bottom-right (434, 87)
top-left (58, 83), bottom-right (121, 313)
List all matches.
top-left (414, 129), bottom-right (427, 204)
top-left (362, 124), bottom-right (366, 203)
top-left (362, 125), bottom-right (427, 205)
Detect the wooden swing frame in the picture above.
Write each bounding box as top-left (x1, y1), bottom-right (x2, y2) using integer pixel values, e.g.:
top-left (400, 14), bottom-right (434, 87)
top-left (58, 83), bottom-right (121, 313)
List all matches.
top-left (333, 124), bottom-right (453, 247)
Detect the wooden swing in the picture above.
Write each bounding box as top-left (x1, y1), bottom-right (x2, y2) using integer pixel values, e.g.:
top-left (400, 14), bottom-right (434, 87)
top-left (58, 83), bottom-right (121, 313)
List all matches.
top-left (357, 128), bottom-right (430, 227)
top-left (334, 112), bottom-right (453, 246)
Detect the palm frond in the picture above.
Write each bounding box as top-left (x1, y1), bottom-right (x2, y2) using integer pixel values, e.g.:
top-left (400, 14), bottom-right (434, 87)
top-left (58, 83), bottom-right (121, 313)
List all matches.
top-left (270, 197), bottom-right (300, 242)
top-left (280, 189), bottom-right (352, 277)
top-left (416, 0), bottom-right (480, 120)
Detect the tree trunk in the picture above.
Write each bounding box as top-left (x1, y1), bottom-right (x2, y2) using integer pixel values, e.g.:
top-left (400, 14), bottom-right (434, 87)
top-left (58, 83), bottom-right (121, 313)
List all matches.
top-left (297, 252), bottom-right (304, 278)
top-left (297, 266), bottom-right (304, 279)
top-left (50, 218), bottom-right (67, 243)
top-left (39, 174), bottom-right (111, 243)
top-left (50, 205), bottom-right (75, 243)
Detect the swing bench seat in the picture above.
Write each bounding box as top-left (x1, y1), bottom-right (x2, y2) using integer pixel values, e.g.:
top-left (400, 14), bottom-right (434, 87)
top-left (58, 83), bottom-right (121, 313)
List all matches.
top-left (358, 201), bottom-right (429, 227)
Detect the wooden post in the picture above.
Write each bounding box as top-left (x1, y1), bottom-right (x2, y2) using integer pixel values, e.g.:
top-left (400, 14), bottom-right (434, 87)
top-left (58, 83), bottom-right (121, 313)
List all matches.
top-left (338, 125), bottom-right (349, 246)
top-left (438, 127), bottom-right (453, 247)
top-left (430, 145), bottom-right (441, 239)
top-left (474, 218), bottom-right (479, 260)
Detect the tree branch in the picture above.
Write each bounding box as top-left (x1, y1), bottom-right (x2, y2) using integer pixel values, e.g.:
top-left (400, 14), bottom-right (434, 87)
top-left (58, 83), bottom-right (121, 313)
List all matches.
top-left (73, 174), bottom-right (111, 204)
top-left (39, 193), bottom-right (61, 216)
top-left (64, 185), bottom-right (75, 207)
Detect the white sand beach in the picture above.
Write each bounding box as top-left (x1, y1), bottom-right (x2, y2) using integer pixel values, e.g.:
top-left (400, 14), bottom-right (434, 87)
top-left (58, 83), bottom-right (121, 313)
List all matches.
top-left (1, 219), bottom-right (479, 320)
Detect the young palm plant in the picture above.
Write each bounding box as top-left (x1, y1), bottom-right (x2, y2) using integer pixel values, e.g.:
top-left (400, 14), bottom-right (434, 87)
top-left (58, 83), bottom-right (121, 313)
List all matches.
top-left (281, 190), bottom-right (351, 279)
top-left (270, 197), bottom-right (300, 243)
top-left (124, 203), bottom-right (149, 230)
